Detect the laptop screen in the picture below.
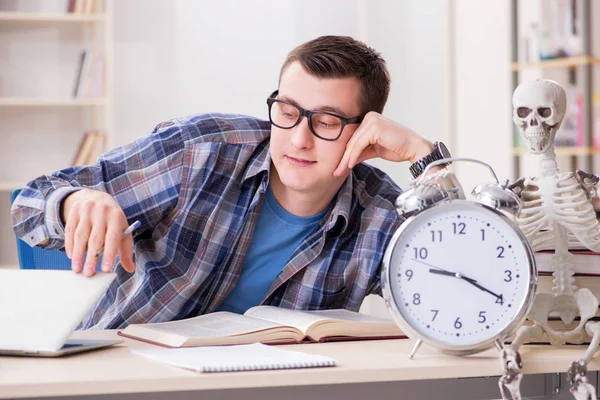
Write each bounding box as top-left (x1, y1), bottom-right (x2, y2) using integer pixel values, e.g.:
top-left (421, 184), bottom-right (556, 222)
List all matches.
top-left (0, 270), bottom-right (115, 352)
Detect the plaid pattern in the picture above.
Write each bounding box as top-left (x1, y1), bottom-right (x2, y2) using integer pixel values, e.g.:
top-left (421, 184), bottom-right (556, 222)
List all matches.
top-left (11, 113), bottom-right (404, 329)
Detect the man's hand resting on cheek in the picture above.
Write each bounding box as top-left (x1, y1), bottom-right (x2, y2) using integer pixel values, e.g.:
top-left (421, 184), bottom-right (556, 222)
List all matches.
top-left (62, 189), bottom-right (136, 277)
top-left (333, 112), bottom-right (435, 177)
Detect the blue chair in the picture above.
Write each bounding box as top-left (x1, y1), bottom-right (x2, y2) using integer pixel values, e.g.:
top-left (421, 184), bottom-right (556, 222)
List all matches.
top-left (11, 189), bottom-right (101, 270)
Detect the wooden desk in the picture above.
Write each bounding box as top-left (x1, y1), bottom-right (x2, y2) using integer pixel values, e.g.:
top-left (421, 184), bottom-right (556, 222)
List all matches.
top-left (0, 330), bottom-right (598, 400)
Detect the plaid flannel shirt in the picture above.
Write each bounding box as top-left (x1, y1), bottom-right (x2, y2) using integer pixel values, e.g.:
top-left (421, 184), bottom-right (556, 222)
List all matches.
top-left (11, 114), bottom-right (404, 329)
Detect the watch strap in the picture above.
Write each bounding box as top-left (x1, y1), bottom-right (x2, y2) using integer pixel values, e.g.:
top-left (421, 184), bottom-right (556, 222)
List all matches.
top-left (409, 142), bottom-right (450, 179)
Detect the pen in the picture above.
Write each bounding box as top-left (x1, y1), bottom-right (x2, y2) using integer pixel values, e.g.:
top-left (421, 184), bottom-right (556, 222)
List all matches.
top-left (94, 220), bottom-right (141, 257)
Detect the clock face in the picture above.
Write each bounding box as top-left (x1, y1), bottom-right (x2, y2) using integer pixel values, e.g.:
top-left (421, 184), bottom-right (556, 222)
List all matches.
top-left (385, 200), bottom-right (535, 349)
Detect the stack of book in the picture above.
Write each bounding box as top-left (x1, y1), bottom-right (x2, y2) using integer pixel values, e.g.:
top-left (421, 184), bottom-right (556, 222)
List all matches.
top-left (533, 249), bottom-right (600, 330)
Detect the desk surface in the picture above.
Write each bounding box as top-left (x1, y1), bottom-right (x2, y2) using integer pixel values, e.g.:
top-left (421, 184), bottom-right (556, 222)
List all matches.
top-left (1, 330), bottom-right (598, 399)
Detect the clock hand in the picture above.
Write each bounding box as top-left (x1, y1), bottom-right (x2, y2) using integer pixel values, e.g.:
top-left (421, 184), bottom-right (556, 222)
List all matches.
top-left (412, 258), bottom-right (477, 283)
top-left (413, 259), bottom-right (502, 300)
top-left (464, 279), bottom-right (503, 300)
top-left (426, 267), bottom-right (502, 299)
top-left (428, 268), bottom-right (477, 283)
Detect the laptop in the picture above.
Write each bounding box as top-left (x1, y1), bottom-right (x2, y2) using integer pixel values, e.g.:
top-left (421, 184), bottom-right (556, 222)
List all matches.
top-left (0, 270), bottom-right (122, 357)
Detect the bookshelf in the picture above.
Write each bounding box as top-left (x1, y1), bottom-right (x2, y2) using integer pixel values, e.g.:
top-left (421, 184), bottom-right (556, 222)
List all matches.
top-left (511, 56), bottom-right (600, 71)
top-left (0, 11), bottom-right (106, 23)
top-left (0, 98), bottom-right (106, 106)
top-left (510, 0), bottom-right (598, 179)
top-left (0, 0), bottom-right (113, 267)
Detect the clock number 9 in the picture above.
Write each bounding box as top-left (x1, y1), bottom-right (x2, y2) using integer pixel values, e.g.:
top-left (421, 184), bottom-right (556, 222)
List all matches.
top-left (406, 269), bottom-right (414, 281)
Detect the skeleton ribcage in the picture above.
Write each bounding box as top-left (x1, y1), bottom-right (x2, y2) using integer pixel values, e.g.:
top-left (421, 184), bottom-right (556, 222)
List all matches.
top-left (516, 173), bottom-right (600, 253)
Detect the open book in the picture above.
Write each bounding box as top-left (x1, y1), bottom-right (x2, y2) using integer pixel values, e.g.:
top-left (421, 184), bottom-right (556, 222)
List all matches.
top-left (119, 305), bottom-right (405, 348)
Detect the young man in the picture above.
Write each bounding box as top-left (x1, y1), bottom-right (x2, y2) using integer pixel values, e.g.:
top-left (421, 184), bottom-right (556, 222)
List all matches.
top-left (12, 36), bottom-right (447, 329)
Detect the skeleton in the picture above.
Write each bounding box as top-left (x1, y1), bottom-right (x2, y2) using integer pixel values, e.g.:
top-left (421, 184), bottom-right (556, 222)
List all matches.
top-left (498, 79), bottom-right (600, 400)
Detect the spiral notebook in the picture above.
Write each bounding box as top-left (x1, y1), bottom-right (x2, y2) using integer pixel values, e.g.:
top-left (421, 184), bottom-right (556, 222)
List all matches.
top-left (131, 343), bottom-right (337, 373)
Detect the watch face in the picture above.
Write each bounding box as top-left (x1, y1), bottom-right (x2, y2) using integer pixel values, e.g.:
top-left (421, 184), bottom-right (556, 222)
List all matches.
top-left (437, 142), bottom-right (451, 160)
top-left (383, 200), bottom-right (536, 351)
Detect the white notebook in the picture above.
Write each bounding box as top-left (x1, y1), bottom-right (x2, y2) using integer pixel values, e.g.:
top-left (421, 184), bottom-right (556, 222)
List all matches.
top-left (132, 342), bottom-right (338, 373)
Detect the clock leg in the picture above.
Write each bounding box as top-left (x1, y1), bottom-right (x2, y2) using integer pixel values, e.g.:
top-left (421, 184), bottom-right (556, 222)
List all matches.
top-left (408, 339), bottom-right (423, 359)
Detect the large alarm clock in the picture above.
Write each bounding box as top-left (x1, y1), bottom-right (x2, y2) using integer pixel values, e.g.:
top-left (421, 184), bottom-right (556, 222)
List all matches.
top-left (382, 158), bottom-right (537, 358)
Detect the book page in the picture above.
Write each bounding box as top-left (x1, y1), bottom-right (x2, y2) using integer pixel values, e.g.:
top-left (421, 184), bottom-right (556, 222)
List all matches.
top-left (298, 309), bottom-right (396, 324)
top-left (140, 312), bottom-right (287, 338)
top-left (244, 306), bottom-right (332, 333)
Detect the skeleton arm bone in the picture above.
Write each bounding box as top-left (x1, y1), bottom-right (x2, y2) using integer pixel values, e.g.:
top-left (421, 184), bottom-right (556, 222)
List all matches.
top-left (575, 170), bottom-right (599, 199)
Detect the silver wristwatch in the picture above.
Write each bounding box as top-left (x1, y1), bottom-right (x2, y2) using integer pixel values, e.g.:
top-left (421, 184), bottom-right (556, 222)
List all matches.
top-left (408, 141), bottom-right (452, 179)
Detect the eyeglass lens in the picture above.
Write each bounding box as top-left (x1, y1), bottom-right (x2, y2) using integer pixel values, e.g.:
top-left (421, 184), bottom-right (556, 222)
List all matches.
top-left (270, 101), bottom-right (343, 140)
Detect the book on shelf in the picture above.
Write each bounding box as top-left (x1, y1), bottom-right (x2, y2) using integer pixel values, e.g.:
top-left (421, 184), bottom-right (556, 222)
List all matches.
top-left (67, 0), bottom-right (101, 14)
top-left (119, 305), bottom-right (405, 348)
top-left (72, 50), bottom-right (105, 98)
top-left (535, 249), bottom-right (600, 276)
top-left (72, 131), bottom-right (105, 166)
top-left (523, 316), bottom-right (600, 331)
top-left (537, 274), bottom-right (600, 301)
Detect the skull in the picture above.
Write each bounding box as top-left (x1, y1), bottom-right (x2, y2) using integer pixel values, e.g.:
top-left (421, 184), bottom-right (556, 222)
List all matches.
top-left (512, 79), bottom-right (567, 154)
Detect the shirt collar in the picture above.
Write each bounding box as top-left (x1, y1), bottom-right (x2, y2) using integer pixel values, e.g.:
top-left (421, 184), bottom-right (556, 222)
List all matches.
top-left (325, 173), bottom-right (352, 236)
top-left (243, 139), bottom-right (352, 236)
top-left (242, 140), bottom-right (271, 183)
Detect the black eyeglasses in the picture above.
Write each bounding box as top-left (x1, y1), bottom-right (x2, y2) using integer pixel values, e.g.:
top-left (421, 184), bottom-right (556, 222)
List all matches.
top-left (266, 90), bottom-right (364, 141)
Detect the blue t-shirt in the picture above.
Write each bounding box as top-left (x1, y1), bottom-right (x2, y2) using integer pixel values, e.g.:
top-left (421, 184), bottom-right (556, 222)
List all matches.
top-left (216, 186), bottom-right (327, 314)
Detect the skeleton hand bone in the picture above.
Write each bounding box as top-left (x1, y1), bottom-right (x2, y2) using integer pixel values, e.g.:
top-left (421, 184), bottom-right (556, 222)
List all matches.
top-left (498, 346), bottom-right (523, 400)
top-left (568, 359), bottom-right (597, 400)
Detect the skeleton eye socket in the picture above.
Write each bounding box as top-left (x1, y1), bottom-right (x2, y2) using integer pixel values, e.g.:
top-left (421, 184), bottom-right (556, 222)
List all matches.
top-left (537, 107), bottom-right (552, 118)
top-left (517, 107), bottom-right (532, 118)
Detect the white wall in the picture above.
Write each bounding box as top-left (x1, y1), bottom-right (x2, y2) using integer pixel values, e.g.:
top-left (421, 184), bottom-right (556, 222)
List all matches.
top-left (365, 0), bottom-right (450, 186)
top-left (113, 0), bottom-right (363, 144)
top-left (112, 0), bottom-right (448, 189)
top-left (452, 0), bottom-right (513, 192)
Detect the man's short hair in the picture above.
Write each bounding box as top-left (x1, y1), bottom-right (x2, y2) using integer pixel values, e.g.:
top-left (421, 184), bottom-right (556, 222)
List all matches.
top-left (279, 35), bottom-right (390, 114)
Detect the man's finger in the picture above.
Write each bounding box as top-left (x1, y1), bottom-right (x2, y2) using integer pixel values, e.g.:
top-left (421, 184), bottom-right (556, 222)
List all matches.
top-left (64, 204), bottom-right (81, 259)
top-left (334, 151), bottom-right (351, 176)
top-left (119, 235), bottom-right (135, 273)
top-left (84, 222), bottom-right (107, 277)
top-left (346, 129), bottom-right (374, 169)
top-left (71, 214), bottom-right (92, 273)
top-left (101, 221), bottom-right (121, 273)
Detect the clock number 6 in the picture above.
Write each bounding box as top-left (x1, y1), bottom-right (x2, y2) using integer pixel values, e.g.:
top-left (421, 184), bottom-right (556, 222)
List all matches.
top-left (454, 317), bottom-right (462, 329)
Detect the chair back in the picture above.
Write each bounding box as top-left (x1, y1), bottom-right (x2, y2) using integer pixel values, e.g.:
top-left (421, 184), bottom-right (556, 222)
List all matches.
top-left (11, 189), bottom-right (100, 270)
